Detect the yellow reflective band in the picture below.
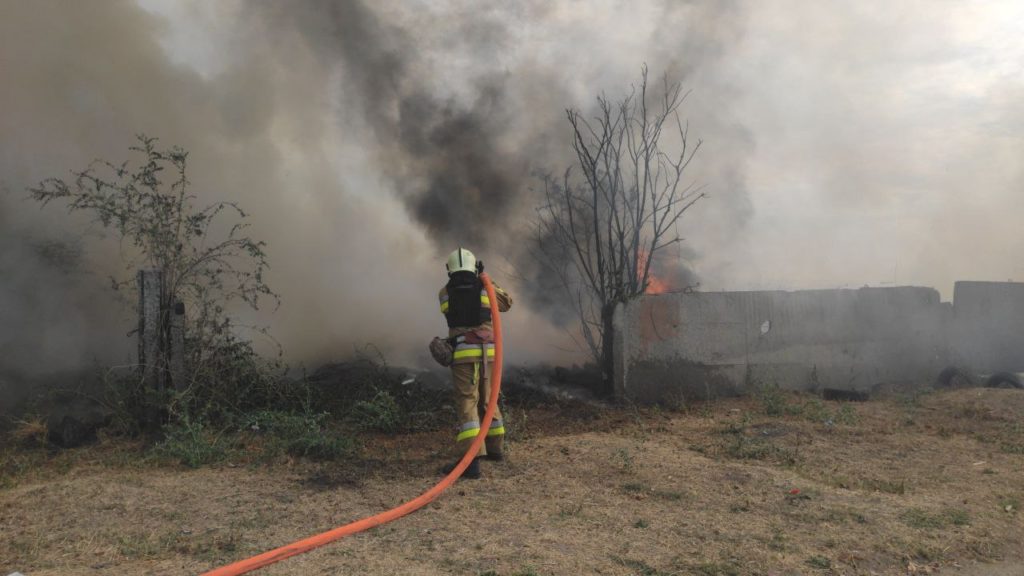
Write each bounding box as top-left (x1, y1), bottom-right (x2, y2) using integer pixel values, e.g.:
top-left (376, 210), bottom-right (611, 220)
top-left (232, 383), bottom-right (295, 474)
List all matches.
top-left (452, 347), bottom-right (496, 359)
top-left (456, 427), bottom-right (481, 441)
top-left (486, 426), bottom-right (505, 437)
top-left (441, 298), bottom-right (487, 311)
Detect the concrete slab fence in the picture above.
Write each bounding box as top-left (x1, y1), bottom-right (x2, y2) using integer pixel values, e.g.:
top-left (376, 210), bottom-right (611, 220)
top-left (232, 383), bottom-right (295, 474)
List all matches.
top-left (613, 281), bottom-right (1024, 403)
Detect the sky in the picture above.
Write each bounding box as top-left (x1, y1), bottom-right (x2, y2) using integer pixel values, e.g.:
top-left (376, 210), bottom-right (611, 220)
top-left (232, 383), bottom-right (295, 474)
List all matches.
top-left (0, 0), bottom-right (1021, 372)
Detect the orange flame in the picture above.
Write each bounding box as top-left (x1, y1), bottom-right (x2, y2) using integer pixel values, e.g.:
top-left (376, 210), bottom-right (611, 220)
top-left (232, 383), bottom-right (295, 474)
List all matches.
top-left (646, 274), bottom-right (671, 295)
top-left (638, 250), bottom-right (671, 295)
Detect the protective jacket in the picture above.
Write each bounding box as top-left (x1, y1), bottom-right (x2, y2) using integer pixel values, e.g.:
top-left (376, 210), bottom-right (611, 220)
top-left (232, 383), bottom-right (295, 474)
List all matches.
top-left (438, 271), bottom-right (512, 365)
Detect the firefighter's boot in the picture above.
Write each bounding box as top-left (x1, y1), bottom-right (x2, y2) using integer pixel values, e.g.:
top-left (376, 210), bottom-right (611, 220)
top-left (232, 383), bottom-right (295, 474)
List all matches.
top-left (485, 435), bottom-right (504, 461)
top-left (440, 457), bottom-right (482, 479)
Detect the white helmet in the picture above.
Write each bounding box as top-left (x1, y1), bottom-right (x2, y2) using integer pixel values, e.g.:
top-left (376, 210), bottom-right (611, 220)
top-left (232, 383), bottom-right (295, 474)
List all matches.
top-left (446, 247), bottom-right (477, 275)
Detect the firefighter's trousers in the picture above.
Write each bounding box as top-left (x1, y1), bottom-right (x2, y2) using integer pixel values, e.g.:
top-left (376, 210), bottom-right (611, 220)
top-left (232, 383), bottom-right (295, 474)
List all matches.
top-left (451, 360), bottom-right (504, 457)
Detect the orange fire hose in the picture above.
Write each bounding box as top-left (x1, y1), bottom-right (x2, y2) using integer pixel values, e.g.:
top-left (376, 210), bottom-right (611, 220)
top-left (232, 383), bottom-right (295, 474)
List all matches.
top-left (200, 273), bottom-right (504, 576)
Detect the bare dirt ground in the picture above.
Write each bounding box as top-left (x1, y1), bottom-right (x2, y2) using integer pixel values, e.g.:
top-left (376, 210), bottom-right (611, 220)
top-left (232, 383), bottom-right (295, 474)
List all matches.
top-left (2, 387), bottom-right (1023, 576)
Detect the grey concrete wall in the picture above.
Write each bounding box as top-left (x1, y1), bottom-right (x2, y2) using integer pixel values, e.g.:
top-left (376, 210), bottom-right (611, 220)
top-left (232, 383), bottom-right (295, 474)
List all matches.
top-left (614, 286), bottom-right (951, 403)
top-left (950, 281), bottom-right (1024, 374)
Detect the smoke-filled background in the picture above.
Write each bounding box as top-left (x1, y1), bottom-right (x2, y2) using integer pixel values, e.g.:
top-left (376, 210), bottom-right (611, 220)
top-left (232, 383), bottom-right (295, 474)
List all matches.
top-left (1, 0), bottom-right (1022, 379)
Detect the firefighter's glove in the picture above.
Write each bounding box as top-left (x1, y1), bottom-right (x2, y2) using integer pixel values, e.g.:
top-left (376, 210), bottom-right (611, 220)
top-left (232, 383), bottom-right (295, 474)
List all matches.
top-left (429, 336), bottom-right (454, 367)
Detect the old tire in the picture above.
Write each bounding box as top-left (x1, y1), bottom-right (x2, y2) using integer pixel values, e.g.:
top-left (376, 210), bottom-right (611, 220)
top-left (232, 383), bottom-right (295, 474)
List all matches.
top-left (985, 372), bottom-right (1023, 389)
top-left (936, 367), bottom-right (974, 389)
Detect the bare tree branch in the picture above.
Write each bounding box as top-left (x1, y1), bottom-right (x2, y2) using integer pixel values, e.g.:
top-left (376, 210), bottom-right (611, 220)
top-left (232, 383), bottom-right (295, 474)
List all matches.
top-left (532, 68), bottom-right (706, 395)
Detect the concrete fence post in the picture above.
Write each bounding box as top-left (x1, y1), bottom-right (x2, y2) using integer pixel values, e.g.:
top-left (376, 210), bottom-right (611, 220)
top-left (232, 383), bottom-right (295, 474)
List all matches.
top-left (169, 300), bottom-right (187, 391)
top-left (138, 269), bottom-right (188, 393)
top-left (612, 300), bottom-right (628, 400)
top-left (138, 269), bottom-right (163, 391)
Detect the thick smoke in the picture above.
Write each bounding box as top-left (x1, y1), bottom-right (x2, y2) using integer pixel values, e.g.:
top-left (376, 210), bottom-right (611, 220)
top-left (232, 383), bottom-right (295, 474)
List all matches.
top-left (1, 0), bottom-right (1020, 392)
top-left (258, 0), bottom-right (748, 311)
top-left (260, 1), bottom-right (560, 253)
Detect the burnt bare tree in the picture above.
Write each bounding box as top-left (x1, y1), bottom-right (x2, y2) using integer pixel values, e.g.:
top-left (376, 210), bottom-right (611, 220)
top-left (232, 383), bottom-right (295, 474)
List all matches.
top-left (537, 66), bottom-right (705, 396)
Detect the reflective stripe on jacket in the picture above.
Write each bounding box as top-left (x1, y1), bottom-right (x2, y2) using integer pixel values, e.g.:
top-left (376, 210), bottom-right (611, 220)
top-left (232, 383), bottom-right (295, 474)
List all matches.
top-left (438, 280), bottom-right (512, 365)
top-left (439, 290), bottom-right (490, 314)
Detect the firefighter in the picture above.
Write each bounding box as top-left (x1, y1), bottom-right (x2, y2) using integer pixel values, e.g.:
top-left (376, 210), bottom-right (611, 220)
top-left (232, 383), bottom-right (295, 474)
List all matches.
top-left (438, 247), bottom-right (512, 479)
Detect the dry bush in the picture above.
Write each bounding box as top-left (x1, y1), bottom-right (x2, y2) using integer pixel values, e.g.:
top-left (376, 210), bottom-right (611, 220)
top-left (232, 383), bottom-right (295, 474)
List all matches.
top-left (10, 417), bottom-right (48, 448)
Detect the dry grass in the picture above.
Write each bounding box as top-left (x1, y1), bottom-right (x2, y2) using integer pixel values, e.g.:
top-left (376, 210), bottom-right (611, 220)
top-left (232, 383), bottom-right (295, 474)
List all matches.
top-left (2, 388), bottom-right (1023, 575)
top-left (10, 417), bottom-right (48, 447)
